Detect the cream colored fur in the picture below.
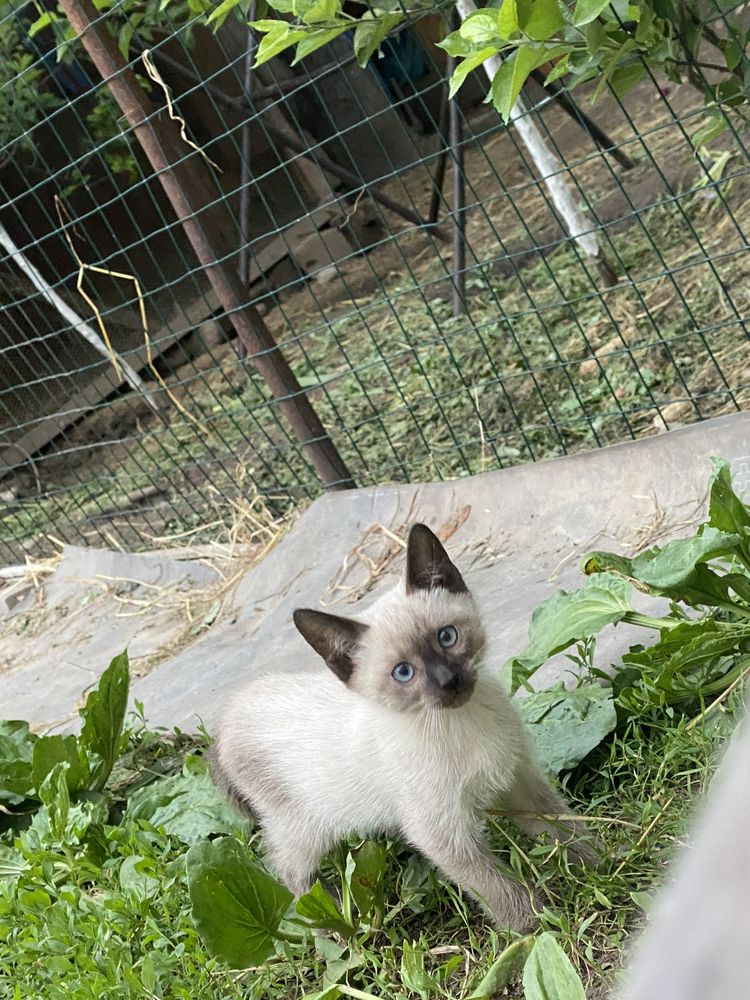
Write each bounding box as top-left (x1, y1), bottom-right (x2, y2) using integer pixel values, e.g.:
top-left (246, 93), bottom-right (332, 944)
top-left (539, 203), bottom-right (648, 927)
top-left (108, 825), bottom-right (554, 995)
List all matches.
top-left (211, 528), bottom-right (594, 931)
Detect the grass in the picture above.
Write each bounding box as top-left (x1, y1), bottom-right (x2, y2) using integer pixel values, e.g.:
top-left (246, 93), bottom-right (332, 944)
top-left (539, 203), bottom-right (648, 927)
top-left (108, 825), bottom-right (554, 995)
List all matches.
top-left (0, 686), bottom-right (742, 999)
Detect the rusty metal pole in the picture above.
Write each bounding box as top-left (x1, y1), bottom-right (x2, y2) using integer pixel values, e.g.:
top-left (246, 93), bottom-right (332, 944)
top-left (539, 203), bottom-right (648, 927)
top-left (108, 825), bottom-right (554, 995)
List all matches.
top-left (58, 0), bottom-right (354, 490)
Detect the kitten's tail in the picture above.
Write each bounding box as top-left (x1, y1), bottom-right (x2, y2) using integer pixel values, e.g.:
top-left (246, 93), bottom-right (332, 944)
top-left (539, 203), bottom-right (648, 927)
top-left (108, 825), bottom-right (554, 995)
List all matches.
top-left (206, 742), bottom-right (258, 821)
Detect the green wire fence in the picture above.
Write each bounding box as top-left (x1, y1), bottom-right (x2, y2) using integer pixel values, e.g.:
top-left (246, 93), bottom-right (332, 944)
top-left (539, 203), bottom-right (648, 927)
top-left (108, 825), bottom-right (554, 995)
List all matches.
top-left (0, 0), bottom-right (748, 564)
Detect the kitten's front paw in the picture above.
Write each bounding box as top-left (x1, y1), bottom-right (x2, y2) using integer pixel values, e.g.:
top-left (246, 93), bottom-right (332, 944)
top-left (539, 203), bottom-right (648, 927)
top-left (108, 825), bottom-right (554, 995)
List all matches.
top-left (489, 882), bottom-right (539, 934)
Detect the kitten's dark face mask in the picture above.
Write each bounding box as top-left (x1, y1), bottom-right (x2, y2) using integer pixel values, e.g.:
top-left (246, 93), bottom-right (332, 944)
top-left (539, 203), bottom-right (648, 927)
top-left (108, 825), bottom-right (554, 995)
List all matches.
top-left (293, 524), bottom-right (485, 713)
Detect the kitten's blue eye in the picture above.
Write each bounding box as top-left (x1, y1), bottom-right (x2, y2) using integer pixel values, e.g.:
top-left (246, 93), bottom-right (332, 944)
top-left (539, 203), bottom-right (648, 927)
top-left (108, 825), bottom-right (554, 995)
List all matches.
top-left (392, 662), bottom-right (414, 683)
top-left (438, 626), bottom-right (458, 648)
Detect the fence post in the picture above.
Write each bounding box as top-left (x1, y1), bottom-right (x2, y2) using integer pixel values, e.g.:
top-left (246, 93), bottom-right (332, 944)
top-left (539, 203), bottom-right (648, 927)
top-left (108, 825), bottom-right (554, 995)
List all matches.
top-left (56, 0), bottom-right (355, 491)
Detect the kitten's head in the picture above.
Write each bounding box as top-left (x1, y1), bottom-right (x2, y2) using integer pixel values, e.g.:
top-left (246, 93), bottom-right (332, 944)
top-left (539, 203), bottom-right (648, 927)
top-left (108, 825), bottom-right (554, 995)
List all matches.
top-left (293, 523), bottom-right (485, 712)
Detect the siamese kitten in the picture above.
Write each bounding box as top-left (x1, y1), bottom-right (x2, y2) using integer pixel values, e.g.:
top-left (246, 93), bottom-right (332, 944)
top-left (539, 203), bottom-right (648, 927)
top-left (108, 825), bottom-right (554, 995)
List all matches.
top-left (210, 523), bottom-right (595, 932)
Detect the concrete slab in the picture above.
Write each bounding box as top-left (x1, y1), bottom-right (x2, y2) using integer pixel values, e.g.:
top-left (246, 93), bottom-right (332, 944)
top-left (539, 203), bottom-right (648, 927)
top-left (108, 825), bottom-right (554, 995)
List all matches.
top-left (1, 412), bottom-right (748, 734)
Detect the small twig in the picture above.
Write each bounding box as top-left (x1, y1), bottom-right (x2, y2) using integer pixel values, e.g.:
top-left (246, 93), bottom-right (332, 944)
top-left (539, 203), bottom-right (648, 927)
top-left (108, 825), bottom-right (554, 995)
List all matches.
top-left (337, 187), bottom-right (367, 230)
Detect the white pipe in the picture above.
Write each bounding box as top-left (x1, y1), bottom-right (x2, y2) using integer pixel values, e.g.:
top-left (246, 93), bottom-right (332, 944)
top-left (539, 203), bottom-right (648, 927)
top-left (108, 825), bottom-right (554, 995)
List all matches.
top-left (454, 0), bottom-right (601, 261)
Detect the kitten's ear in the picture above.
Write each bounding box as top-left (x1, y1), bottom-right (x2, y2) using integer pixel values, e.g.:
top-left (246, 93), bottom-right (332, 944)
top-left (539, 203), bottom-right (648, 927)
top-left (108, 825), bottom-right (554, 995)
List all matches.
top-left (406, 523), bottom-right (468, 595)
top-left (293, 609), bottom-right (368, 684)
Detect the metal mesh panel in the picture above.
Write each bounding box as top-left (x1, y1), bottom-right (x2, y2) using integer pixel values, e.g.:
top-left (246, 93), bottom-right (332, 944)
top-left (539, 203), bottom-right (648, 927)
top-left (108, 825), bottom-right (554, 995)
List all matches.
top-left (0, 0), bottom-right (748, 563)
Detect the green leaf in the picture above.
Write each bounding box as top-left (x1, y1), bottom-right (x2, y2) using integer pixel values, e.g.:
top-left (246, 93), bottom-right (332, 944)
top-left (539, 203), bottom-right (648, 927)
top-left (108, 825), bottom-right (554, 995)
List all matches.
top-left (572, 0), bottom-right (612, 27)
top-left (519, 0), bottom-right (564, 41)
top-left (187, 837), bottom-right (293, 966)
top-left (505, 573), bottom-right (634, 691)
top-left (125, 756), bottom-right (244, 845)
top-left (295, 880), bottom-right (356, 935)
top-left (401, 940), bottom-right (439, 998)
top-left (449, 48), bottom-right (497, 98)
top-left (467, 936), bottom-right (534, 997)
top-left (491, 44), bottom-right (568, 120)
top-left (252, 24), bottom-right (308, 67)
top-left (205, 0), bottom-right (244, 28)
top-left (522, 932), bottom-right (586, 1000)
top-left (348, 839), bottom-right (387, 923)
top-left (608, 61), bottom-right (647, 98)
top-left (707, 458), bottom-right (750, 537)
top-left (38, 762), bottom-right (71, 842)
top-left (498, 0), bottom-right (519, 37)
top-left (519, 683), bottom-right (617, 774)
top-left (353, 13), bottom-right (403, 67)
top-left (302, 0), bottom-right (338, 23)
top-left (0, 720), bottom-right (37, 800)
top-left (0, 846), bottom-right (28, 878)
top-left (79, 650), bottom-right (130, 792)
top-left (32, 735), bottom-right (89, 794)
top-left (459, 9), bottom-right (501, 46)
top-left (119, 855), bottom-right (160, 899)
top-left (291, 25), bottom-right (351, 64)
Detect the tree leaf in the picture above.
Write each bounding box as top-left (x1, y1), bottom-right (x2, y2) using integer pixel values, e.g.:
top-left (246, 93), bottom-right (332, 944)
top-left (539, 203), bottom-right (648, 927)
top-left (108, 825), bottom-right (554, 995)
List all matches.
top-left (519, 0), bottom-right (564, 41)
top-left (505, 573), bottom-right (634, 691)
top-left (459, 9), bottom-right (501, 46)
top-left (572, 0), bottom-right (612, 27)
top-left (498, 0), bottom-right (519, 37)
top-left (295, 880), bottom-right (356, 935)
top-left (291, 25), bottom-right (350, 64)
top-left (449, 47), bottom-right (497, 98)
top-left (0, 846), bottom-right (28, 878)
top-left (125, 756), bottom-right (244, 845)
top-left (491, 45), bottom-right (568, 120)
top-left (79, 650), bottom-right (130, 792)
top-left (353, 13), bottom-right (403, 67)
top-left (519, 684), bottom-right (617, 775)
top-left (187, 837), bottom-right (293, 966)
top-left (522, 932), bottom-right (586, 1000)
top-left (467, 935), bottom-right (534, 997)
top-left (252, 24), bottom-right (308, 67)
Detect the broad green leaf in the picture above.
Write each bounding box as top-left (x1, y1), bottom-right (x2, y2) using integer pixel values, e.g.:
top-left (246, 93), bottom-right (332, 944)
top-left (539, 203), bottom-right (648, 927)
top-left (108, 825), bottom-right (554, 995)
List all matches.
top-left (572, 0), bottom-right (612, 26)
top-left (79, 650), bottom-right (130, 792)
top-left (519, 0), bottom-right (564, 41)
top-left (205, 0), bottom-right (244, 27)
top-left (32, 735), bottom-right (89, 794)
top-left (0, 720), bottom-right (37, 800)
top-left (302, 0), bottom-right (338, 23)
top-left (353, 13), bottom-right (403, 67)
top-left (519, 684), bottom-right (617, 774)
top-left (505, 573), bottom-right (633, 691)
top-left (437, 31), bottom-right (472, 58)
top-left (585, 527), bottom-right (743, 607)
top-left (187, 837), bottom-right (293, 966)
top-left (707, 458), bottom-right (750, 536)
top-left (125, 756), bottom-right (244, 845)
top-left (295, 880), bottom-right (356, 935)
top-left (522, 932), bottom-right (586, 1000)
top-left (491, 45), bottom-right (567, 120)
top-left (498, 0), bottom-right (519, 37)
top-left (252, 24), bottom-right (307, 67)
top-left (348, 839), bottom-right (387, 923)
top-left (449, 48), bottom-right (497, 98)
top-left (459, 9), bottom-right (501, 46)
top-left (608, 61), bottom-right (648, 98)
top-left (401, 940), bottom-right (439, 998)
top-left (544, 52), bottom-right (570, 84)
top-left (467, 936), bottom-right (534, 997)
top-left (291, 25), bottom-right (351, 64)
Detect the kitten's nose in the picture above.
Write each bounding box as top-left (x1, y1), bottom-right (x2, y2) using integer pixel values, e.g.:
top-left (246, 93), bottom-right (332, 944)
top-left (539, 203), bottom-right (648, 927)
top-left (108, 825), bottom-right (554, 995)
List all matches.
top-left (431, 662), bottom-right (460, 691)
